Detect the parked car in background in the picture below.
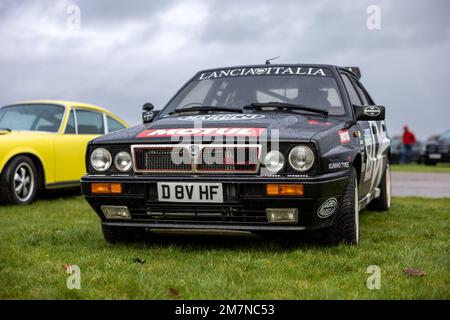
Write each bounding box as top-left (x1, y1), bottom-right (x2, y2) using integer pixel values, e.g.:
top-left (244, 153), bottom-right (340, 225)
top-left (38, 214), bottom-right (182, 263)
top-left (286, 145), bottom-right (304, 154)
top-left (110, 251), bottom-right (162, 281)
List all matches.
top-left (0, 100), bottom-right (128, 205)
top-left (425, 130), bottom-right (450, 165)
top-left (389, 135), bottom-right (425, 164)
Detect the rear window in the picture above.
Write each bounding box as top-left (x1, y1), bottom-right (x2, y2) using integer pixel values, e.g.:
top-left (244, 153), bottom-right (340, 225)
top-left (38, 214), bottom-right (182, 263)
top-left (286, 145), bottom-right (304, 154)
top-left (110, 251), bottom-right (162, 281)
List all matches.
top-left (107, 116), bottom-right (126, 133)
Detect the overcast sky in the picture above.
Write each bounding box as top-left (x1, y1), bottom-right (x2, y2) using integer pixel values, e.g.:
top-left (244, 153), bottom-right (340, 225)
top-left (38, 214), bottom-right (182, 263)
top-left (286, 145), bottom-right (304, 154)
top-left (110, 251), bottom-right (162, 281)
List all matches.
top-left (0, 0), bottom-right (449, 139)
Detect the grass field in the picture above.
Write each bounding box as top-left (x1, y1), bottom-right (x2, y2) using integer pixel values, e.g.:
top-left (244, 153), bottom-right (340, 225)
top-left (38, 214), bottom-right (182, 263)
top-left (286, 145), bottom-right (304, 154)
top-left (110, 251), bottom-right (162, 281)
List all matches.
top-left (0, 194), bottom-right (449, 299)
top-left (391, 163), bottom-right (450, 173)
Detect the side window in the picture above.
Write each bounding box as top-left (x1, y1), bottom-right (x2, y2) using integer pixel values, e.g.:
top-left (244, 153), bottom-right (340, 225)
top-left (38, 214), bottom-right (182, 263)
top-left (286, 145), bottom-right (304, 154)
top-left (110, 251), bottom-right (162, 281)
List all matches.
top-left (355, 80), bottom-right (375, 105)
top-left (352, 80), bottom-right (369, 105)
top-left (65, 110), bottom-right (76, 134)
top-left (76, 109), bottom-right (105, 134)
top-left (107, 116), bottom-right (125, 133)
top-left (341, 73), bottom-right (362, 105)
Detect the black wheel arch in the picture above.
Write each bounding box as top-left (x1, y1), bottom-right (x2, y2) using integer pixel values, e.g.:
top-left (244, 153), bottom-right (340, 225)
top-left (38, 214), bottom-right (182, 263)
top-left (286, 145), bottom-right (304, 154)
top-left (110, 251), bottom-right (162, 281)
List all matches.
top-left (352, 153), bottom-right (362, 184)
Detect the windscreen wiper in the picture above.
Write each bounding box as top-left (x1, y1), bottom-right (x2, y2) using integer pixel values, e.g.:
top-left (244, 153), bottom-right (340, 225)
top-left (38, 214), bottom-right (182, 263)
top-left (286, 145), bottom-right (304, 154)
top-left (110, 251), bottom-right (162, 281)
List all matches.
top-left (169, 106), bottom-right (242, 115)
top-left (243, 102), bottom-right (328, 116)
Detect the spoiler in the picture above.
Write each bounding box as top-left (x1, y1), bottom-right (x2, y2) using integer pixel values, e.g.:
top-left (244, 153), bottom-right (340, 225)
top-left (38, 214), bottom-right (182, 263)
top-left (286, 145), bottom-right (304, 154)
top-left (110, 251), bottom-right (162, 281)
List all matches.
top-left (344, 67), bottom-right (361, 79)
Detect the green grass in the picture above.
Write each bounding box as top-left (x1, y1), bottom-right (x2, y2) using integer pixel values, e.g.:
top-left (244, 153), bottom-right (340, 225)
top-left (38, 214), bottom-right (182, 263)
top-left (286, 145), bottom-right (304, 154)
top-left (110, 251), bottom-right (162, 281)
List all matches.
top-left (0, 195), bottom-right (449, 299)
top-left (391, 163), bottom-right (450, 173)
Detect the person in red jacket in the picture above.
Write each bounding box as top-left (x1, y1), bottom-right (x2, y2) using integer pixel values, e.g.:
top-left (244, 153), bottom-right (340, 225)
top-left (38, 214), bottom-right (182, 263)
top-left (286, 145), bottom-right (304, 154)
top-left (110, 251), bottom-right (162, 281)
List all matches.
top-left (400, 126), bottom-right (416, 164)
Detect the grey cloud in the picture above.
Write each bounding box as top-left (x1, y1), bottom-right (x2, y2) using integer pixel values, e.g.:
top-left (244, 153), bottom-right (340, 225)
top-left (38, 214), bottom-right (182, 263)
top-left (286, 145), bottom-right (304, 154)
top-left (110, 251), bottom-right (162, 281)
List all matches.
top-left (0, 0), bottom-right (449, 139)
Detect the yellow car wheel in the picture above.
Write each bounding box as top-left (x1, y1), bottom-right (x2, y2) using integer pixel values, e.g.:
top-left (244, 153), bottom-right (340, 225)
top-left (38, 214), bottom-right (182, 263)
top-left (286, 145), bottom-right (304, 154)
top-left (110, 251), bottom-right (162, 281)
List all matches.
top-left (0, 155), bottom-right (38, 205)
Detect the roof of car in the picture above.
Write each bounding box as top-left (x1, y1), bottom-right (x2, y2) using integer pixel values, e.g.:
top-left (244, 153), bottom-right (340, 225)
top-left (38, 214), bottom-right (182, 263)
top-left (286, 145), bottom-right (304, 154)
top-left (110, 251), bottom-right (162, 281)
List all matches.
top-left (5, 99), bottom-right (110, 113)
top-left (197, 63), bottom-right (341, 72)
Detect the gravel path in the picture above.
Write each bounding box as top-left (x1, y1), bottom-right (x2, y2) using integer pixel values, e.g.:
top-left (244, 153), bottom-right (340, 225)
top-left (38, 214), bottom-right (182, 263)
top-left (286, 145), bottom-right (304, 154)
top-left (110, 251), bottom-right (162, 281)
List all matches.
top-left (392, 172), bottom-right (450, 198)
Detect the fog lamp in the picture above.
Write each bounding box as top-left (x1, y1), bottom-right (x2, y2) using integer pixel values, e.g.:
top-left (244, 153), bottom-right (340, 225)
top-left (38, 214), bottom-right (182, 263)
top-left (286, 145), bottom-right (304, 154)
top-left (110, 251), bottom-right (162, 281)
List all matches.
top-left (101, 206), bottom-right (131, 219)
top-left (266, 208), bottom-right (298, 223)
top-left (91, 183), bottom-right (122, 194)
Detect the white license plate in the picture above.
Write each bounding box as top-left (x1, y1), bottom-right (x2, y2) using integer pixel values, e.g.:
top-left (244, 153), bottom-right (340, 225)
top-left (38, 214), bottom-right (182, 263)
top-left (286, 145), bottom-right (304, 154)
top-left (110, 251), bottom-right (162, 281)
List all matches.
top-left (157, 182), bottom-right (223, 203)
top-left (429, 153), bottom-right (442, 159)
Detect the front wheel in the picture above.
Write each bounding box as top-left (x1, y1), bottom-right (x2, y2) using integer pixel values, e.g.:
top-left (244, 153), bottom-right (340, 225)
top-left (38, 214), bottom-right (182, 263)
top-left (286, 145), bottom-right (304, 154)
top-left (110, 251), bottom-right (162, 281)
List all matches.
top-left (322, 168), bottom-right (359, 245)
top-left (0, 156), bottom-right (38, 205)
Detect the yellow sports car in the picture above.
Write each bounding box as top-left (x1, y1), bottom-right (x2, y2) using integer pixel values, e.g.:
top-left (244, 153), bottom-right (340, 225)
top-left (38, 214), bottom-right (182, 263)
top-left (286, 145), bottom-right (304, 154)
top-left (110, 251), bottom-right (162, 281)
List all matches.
top-left (0, 100), bottom-right (128, 205)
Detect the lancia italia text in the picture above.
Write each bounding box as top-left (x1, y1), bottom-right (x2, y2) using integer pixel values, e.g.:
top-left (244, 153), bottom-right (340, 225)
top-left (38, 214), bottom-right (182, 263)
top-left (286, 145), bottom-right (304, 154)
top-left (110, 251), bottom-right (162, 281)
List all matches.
top-left (81, 64), bottom-right (391, 245)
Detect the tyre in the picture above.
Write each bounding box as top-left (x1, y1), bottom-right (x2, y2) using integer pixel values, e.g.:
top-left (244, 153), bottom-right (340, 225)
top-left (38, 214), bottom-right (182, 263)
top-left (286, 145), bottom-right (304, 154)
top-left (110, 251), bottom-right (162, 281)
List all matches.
top-left (101, 224), bottom-right (145, 243)
top-left (0, 155), bottom-right (38, 205)
top-left (425, 158), bottom-right (437, 166)
top-left (322, 168), bottom-right (359, 245)
top-left (367, 162), bottom-right (391, 211)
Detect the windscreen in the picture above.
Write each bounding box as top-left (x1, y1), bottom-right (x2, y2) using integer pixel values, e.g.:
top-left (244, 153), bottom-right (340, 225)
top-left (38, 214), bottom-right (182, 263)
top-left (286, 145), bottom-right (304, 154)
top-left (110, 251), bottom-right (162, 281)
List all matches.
top-left (161, 66), bottom-right (345, 116)
top-left (0, 104), bottom-right (65, 132)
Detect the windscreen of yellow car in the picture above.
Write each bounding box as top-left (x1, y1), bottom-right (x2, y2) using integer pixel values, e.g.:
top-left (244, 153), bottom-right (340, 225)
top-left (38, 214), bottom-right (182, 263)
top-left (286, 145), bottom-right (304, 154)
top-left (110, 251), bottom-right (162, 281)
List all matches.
top-left (0, 104), bottom-right (65, 132)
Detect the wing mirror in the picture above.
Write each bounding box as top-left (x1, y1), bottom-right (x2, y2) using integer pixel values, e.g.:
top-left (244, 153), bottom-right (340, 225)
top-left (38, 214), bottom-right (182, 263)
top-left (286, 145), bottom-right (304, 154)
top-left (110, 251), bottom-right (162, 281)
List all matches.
top-left (142, 103), bottom-right (160, 123)
top-left (353, 104), bottom-right (385, 121)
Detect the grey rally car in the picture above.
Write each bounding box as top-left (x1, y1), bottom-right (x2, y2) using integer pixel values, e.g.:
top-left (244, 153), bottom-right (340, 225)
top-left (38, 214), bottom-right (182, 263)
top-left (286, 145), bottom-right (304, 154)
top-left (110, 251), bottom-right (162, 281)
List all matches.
top-left (81, 64), bottom-right (391, 245)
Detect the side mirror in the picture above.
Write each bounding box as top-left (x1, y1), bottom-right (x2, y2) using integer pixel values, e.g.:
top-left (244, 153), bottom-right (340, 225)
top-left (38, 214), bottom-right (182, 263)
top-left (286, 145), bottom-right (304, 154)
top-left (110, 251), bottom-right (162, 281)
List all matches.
top-left (143, 102), bottom-right (154, 111)
top-left (142, 103), bottom-right (158, 123)
top-left (353, 104), bottom-right (385, 121)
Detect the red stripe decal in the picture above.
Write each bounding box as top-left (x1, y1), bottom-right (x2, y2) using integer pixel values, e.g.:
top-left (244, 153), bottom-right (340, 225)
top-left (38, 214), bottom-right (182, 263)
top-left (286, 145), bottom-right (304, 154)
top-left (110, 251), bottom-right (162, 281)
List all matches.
top-left (137, 128), bottom-right (266, 138)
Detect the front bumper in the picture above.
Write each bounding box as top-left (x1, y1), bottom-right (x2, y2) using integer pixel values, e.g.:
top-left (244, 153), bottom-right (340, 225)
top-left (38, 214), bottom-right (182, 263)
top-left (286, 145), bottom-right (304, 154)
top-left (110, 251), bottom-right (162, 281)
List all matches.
top-left (425, 151), bottom-right (450, 163)
top-left (81, 170), bottom-right (350, 232)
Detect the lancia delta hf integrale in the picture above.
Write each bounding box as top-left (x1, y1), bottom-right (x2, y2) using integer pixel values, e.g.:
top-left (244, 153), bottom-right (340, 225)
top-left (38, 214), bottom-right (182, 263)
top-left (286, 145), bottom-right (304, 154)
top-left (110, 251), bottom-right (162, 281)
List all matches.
top-left (81, 64), bottom-right (391, 245)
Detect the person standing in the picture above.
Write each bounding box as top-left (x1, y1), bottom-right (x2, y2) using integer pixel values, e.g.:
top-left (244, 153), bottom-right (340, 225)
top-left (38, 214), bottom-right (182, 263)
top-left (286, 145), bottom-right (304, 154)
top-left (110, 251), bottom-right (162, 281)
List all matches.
top-left (400, 126), bottom-right (416, 164)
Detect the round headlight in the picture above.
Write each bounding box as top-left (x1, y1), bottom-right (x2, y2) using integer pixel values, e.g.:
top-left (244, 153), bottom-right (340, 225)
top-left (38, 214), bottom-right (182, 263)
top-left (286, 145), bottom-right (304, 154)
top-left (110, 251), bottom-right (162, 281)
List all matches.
top-left (90, 148), bottom-right (112, 172)
top-left (263, 150), bottom-right (285, 173)
top-left (288, 146), bottom-right (315, 172)
top-left (114, 151), bottom-right (132, 172)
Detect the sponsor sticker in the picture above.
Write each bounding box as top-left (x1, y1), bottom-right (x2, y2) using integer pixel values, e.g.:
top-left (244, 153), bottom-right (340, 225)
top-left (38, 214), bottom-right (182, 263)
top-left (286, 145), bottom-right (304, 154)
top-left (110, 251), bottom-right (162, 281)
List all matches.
top-left (328, 161), bottom-right (350, 170)
top-left (317, 198), bottom-right (338, 218)
top-left (338, 129), bottom-right (351, 143)
top-left (198, 67), bottom-right (328, 80)
top-left (178, 114), bottom-right (265, 121)
top-left (137, 127), bottom-right (266, 138)
top-left (363, 106), bottom-right (381, 117)
top-left (307, 120), bottom-right (333, 126)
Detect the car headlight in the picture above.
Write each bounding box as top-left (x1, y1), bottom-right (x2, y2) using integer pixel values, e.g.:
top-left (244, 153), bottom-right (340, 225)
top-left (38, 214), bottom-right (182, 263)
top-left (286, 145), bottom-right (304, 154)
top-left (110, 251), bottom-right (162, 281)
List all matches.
top-left (264, 150), bottom-right (285, 173)
top-left (288, 146), bottom-right (315, 172)
top-left (114, 151), bottom-right (132, 172)
top-left (90, 148), bottom-right (112, 172)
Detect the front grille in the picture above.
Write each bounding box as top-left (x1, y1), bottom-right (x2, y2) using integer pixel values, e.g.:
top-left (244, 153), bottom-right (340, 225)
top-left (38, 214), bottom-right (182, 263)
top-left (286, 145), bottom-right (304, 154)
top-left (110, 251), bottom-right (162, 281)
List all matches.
top-left (132, 144), bottom-right (260, 174)
top-left (196, 145), bottom-right (259, 173)
top-left (438, 145), bottom-right (449, 153)
top-left (130, 205), bottom-right (268, 225)
top-left (133, 146), bottom-right (192, 172)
